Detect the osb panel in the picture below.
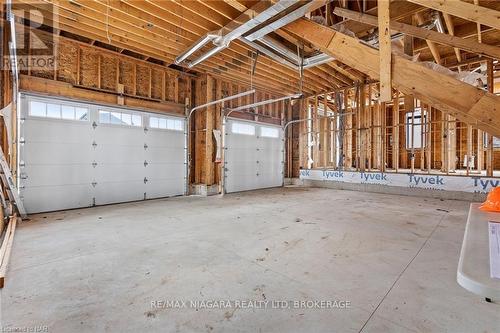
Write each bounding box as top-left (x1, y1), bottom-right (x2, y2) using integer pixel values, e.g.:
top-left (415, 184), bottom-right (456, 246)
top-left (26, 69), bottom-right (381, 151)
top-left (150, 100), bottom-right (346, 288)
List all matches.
top-left (151, 70), bottom-right (163, 100)
top-left (79, 48), bottom-right (99, 88)
top-left (231, 84), bottom-right (238, 108)
top-left (178, 77), bottom-right (188, 104)
top-left (136, 65), bottom-right (150, 97)
top-left (100, 54), bottom-right (118, 91)
top-left (221, 81), bottom-right (230, 109)
top-left (31, 38), bottom-right (54, 80)
top-left (119, 60), bottom-right (134, 95)
top-left (166, 74), bottom-right (177, 102)
top-left (56, 41), bottom-right (78, 84)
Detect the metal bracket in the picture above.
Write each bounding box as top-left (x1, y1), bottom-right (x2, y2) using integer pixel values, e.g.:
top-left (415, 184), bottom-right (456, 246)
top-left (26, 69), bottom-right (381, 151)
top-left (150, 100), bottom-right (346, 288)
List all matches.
top-left (91, 182), bottom-right (98, 187)
top-left (144, 143), bottom-right (148, 150)
top-left (92, 121), bottom-right (98, 129)
top-left (144, 177), bottom-right (148, 184)
top-left (144, 160), bottom-right (149, 167)
top-left (92, 162), bottom-right (98, 168)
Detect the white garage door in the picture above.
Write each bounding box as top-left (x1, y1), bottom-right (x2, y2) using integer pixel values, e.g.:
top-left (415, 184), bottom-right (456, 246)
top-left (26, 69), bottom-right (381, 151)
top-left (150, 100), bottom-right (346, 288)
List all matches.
top-left (225, 119), bottom-right (283, 193)
top-left (19, 94), bottom-right (185, 213)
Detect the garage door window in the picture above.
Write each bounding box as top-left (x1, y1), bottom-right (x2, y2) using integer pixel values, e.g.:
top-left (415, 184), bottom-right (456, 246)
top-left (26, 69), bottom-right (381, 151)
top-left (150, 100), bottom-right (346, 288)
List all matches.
top-left (260, 126), bottom-right (279, 138)
top-left (231, 122), bottom-right (255, 135)
top-left (149, 116), bottom-right (183, 131)
top-left (29, 101), bottom-right (88, 121)
top-left (99, 110), bottom-right (142, 127)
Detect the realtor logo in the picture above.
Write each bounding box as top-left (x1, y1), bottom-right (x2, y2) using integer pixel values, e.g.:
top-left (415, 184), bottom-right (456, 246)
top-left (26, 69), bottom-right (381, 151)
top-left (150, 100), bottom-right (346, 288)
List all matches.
top-left (2, 2), bottom-right (57, 71)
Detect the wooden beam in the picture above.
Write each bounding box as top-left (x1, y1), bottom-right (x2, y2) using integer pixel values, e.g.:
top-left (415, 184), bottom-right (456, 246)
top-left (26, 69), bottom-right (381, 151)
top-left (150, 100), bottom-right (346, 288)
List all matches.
top-left (442, 13), bottom-right (462, 62)
top-left (415, 12), bottom-right (441, 64)
top-left (0, 217), bottom-right (18, 289)
top-left (333, 8), bottom-right (500, 60)
top-left (378, 0), bottom-right (392, 102)
top-left (407, 0), bottom-right (500, 31)
top-left (283, 18), bottom-right (500, 136)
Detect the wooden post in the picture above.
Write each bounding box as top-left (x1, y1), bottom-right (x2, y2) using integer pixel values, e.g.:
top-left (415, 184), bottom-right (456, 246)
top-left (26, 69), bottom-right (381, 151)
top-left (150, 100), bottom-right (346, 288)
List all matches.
top-left (466, 124), bottom-right (473, 175)
top-left (205, 76), bottom-right (215, 186)
top-left (381, 101), bottom-right (386, 172)
top-left (477, 129), bottom-right (484, 173)
top-left (426, 104), bottom-right (432, 173)
top-left (392, 91), bottom-right (399, 171)
top-left (378, 0), bottom-right (392, 102)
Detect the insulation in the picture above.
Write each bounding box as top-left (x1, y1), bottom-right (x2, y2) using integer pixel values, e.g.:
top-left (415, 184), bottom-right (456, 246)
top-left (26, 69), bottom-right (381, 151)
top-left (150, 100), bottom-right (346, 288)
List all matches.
top-left (100, 54), bottom-right (118, 91)
top-left (79, 48), bottom-right (99, 87)
top-left (119, 60), bottom-right (134, 95)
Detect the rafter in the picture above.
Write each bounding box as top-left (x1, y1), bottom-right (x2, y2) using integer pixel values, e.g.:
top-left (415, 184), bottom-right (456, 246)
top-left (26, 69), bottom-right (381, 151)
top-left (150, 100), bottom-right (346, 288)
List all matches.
top-left (284, 18), bottom-right (500, 136)
top-left (407, 0), bottom-right (500, 31)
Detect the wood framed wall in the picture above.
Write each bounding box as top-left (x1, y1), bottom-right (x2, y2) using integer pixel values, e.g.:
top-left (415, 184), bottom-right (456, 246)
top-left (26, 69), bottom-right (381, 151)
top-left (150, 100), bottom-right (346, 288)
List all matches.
top-left (296, 80), bottom-right (499, 177)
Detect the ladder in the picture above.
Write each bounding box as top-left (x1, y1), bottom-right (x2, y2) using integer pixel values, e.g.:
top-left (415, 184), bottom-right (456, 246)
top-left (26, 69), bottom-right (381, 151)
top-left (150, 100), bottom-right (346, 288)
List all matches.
top-left (0, 149), bottom-right (26, 219)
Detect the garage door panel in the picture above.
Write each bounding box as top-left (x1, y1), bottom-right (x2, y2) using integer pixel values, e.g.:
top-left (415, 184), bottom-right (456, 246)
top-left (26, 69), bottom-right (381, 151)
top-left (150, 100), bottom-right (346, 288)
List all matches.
top-left (145, 147), bottom-right (184, 163)
top-left (21, 184), bottom-right (93, 214)
top-left (22, 120), bottom-right (92, 144)
top-left (94, 164), bottom-right (145, 183)
top-left (94, 181), bottom-right (145, 205)
top-left (21, 164), bottom-right (93, 187)
top-left (21, 95), bottom-right (187, 213)
top-left (146, 180), bottom-right (184, 199)
top-left (94, 145), bottom-right (145, 164)
top-left (94, 126), bottom-right (145, 144)
top-left (146, 130), bottom-right (184, 146)
top-left (225, 120), bottom-right (283, 193)
top-left (145, 163), bottom-right (185, 180)
top-left (21, 142), bottom-right (93, 165)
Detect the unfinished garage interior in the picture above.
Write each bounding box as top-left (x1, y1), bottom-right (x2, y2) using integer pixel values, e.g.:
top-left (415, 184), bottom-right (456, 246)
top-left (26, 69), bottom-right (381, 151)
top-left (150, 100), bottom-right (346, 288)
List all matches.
top-left (0, 0), bottom-right (500, 331)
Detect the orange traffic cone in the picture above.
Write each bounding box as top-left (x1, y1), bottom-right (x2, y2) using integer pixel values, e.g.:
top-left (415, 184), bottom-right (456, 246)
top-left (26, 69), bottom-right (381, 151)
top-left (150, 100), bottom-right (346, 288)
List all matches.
top-left (479, 187), bottom-right (500, 212)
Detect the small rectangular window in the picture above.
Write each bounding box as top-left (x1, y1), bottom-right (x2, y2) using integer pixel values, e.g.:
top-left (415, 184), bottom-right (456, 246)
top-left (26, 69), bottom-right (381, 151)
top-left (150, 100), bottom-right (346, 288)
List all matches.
top-left (29, 101), bottom-right (87, 121)
top-left (149, 116), bottom-right (182, 131)
top-left (75, 107), bottom-right (88, 121)
top-left (61, 105), bottom-right (75, 120)
top-left (232, 122), bottom-right (255, 135)
top-left (121, 113), bottom-right (132, 126)
top-left (29, 101), bottom-right (46, 117)
top-left (110, 112), bottom-right (122, 125)
top-left (260, 126), bottom-right (279, 138)
top-left (131, 115), bottom-right (142, 127)
top-left (406, 109), bottom-right (424, 149)
top-left (99, 110), bottom-right (141, 127)
top-left (149, 117), bottom-right (159, 128)
top-left (46, 103), bottom-right (61, 118)
top-left (99, 111), bottom-right (111, 123)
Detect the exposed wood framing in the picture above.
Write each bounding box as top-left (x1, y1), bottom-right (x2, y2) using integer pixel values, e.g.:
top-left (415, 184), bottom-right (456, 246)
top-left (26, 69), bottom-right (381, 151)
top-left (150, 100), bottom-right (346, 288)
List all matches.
top-left (283, 18), bottom-right (500, 136)
top-left (407, 0), bottom-right (500, 31)
top-left (377, 0), bottom-right (392, 102)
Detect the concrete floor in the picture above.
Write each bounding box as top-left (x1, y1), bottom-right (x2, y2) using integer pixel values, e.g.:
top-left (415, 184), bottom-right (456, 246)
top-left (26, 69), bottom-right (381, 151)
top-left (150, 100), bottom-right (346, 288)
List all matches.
top-left (1, 187), bottom-right (499, 333)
